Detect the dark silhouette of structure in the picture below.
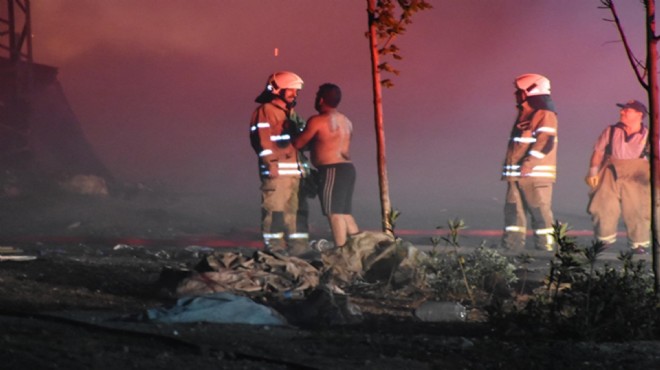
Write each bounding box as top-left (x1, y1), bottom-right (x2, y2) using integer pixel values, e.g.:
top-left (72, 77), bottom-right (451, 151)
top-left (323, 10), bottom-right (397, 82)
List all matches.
top-left (0, 0), bottom-right (112, 182)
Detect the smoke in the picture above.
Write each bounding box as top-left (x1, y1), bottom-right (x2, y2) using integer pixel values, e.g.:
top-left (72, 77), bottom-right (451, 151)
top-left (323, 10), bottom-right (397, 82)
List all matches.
top-left (32, 1), bottom-right (649, 233)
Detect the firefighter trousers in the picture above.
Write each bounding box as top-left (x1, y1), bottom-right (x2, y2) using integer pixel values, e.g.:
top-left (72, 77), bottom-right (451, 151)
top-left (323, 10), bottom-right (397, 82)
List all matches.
top-left (260, 176), bottom-right (309, 251)
top-left (502, 180), bottom-right (554, 251)
top-left (587, 159), bottom-right (650, 248)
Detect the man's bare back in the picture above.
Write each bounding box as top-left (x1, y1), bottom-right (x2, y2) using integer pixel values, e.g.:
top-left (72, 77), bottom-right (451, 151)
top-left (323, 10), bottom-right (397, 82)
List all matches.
top-left (293, 83), bottom-right (359, 248)
top-left (295, 110), bottom-right (352, 167)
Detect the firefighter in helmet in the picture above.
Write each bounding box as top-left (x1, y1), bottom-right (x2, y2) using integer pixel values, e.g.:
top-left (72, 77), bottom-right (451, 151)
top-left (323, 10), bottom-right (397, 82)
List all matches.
top-left (501, 73), bottom-right (558, 252)
top-left (249, 71), bottom-right (312, 255)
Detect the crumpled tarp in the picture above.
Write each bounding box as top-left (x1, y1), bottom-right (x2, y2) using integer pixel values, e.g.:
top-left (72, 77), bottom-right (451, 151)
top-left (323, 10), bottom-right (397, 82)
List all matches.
top-left (321, 231), bottom-right (424, 286)
top-left (174, 231), bottom-right (426, 298)
top-left (176, 250), bottom-right (320, 297)
top-left (140, 292), bottom-right (287, 325)
top-left (321, 231), bottom-right (396, 283)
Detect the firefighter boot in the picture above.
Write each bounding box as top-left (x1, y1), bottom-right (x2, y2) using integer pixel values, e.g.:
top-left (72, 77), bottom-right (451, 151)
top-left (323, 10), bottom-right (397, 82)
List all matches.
top-left (502, 229), bottom-right (525, 252)
top-left (265, 237), bottom-right (288, 255)
top-left (534, 231), bottom-right (554, 252)
top-left (287, 238), bottom-right (311, 257)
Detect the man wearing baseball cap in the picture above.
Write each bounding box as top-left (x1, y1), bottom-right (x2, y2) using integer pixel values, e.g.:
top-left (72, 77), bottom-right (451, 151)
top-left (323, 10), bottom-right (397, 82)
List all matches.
top-left (585, 99), bottom-right (650, 254)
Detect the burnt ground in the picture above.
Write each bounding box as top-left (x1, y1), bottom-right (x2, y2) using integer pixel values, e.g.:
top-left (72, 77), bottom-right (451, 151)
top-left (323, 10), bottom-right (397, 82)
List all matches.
top-left (1, 189), bottom-right (660, 369)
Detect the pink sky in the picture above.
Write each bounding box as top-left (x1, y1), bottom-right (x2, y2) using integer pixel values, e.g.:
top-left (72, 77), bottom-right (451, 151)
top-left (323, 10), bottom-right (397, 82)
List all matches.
top-left (30, 1), bottom-right (649, 233)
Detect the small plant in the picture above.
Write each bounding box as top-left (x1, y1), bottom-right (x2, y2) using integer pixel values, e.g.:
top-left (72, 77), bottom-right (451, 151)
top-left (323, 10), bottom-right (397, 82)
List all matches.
top-left (513, 253), bottom-right (533, 295)
top-left (545, 221), bottom-right (586, 318)
top-left (386, 208), bottom-right (401, 237)
top-left (440, 218), bottom-right (473, 304)
top-left (441, 217), bottom-right (465, 247)
top-left (420, 219), bottom-right (517, 306)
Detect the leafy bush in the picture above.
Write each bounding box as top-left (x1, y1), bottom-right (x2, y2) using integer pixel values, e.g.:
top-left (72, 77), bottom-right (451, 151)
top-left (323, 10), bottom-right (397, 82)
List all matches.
top-left (497, 222), bottom-right (660, 341)
top-left (418, 219), bottom-right (518, 305)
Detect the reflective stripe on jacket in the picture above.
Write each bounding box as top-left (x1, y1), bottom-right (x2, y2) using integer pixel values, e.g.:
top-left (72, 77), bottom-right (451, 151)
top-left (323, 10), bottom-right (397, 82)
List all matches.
top-left (502, 102), bottom-right (558, 182)
top-left (250, 102), bottom-right (306, 177)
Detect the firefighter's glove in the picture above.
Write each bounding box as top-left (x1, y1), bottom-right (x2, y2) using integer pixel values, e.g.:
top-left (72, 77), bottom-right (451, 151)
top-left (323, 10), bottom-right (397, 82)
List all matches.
top-left (585, 176), bottom-right (599, 189)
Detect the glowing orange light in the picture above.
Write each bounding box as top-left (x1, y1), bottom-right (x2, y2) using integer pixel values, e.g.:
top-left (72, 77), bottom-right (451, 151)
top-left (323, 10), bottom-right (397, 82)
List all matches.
top-left (274, 47), bottom-right (279, 57)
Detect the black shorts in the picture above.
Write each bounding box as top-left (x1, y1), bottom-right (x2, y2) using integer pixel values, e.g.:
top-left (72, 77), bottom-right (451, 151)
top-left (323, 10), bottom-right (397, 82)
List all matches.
top-left (317, 163), bottom-right (356, 215)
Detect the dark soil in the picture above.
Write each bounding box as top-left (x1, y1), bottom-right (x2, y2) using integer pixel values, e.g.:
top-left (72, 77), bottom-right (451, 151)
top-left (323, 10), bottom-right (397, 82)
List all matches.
top-left (1, 190), bottom-right (659, 369)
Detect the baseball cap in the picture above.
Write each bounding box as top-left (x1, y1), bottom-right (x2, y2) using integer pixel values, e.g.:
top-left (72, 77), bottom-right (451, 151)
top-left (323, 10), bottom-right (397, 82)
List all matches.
top-left (616, 100), bottom-right (648, 115)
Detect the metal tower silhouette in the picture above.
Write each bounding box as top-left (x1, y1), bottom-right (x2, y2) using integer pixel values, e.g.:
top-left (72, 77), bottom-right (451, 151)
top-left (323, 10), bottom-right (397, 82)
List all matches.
top-left (0, 0), bottom-right (34, 170)
top-left (0, 0), bottom-right (32, 63)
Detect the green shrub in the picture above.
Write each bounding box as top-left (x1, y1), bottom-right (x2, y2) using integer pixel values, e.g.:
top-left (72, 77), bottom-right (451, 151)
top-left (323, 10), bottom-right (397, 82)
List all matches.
top-left (497, 221), bottom-right (660, 341)
top-left (418, 219), bottom-right (517, 305)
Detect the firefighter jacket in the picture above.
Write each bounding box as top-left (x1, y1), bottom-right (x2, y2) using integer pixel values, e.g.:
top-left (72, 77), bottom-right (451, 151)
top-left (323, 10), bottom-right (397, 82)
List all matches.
top-left (502, 96), bottom-right (558, 182)
top-left (250, 101), bottom-right (312, 178)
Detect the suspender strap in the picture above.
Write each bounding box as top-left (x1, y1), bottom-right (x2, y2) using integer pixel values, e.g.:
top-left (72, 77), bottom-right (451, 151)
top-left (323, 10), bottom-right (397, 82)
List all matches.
top-left (606, 125), bottom-right (650, 158)
top-left (641, 131), bottom-right (650, 159)
top-left (605, 126), bottom-right (614, 156)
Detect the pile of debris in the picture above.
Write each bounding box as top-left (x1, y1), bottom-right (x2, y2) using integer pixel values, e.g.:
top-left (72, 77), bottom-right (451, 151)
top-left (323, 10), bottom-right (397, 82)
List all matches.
top-left (158, 231), bottom-right (433, 326)
top-left (177, 232), bottom-right (423, 294)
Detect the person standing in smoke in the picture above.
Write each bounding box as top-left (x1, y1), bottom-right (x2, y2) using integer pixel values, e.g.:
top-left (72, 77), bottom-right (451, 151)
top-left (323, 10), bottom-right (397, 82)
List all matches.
top-left (249, 71), bottom-right (313, 256)
top-left (501, 73), bottom-right (558, 252)
top-left (294, 83), bottom-right (359, 249)
top-left (585, 100), bottom-right (650, 254)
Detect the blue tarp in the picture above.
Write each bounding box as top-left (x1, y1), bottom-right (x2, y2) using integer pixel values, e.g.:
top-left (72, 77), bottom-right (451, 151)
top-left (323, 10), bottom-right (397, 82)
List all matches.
top-left (142, 292), bottom-right (287, 326)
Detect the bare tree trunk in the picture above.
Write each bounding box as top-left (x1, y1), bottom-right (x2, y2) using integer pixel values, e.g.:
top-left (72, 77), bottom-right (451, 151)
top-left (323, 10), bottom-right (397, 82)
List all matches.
top-left (605, 0), bottom-right (660, 292)
top-left (645, 0), bottom-right (660, 293)
top-left (367, 0), bottom-right (393, 235)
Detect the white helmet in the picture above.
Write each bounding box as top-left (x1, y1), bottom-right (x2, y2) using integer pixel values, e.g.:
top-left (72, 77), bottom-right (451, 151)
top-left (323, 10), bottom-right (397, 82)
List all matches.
top-left (515, 73), bottom-right (551, 96)
top-left (267, 71), bottom-right (304, 94)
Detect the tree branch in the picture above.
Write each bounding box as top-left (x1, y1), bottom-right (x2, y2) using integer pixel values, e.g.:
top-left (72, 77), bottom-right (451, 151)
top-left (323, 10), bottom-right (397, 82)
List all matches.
top-left (604, 0), bottom-right (649, 89)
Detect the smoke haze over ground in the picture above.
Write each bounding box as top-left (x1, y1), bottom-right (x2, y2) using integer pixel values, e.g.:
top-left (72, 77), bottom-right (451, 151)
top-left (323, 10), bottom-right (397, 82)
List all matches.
top-left (31, 1), bottom-right (649, 236)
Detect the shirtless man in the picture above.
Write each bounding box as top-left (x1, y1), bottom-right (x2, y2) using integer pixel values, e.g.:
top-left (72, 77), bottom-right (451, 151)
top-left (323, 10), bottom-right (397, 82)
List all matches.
top-left (294, 83), bottom-right (359, 248)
